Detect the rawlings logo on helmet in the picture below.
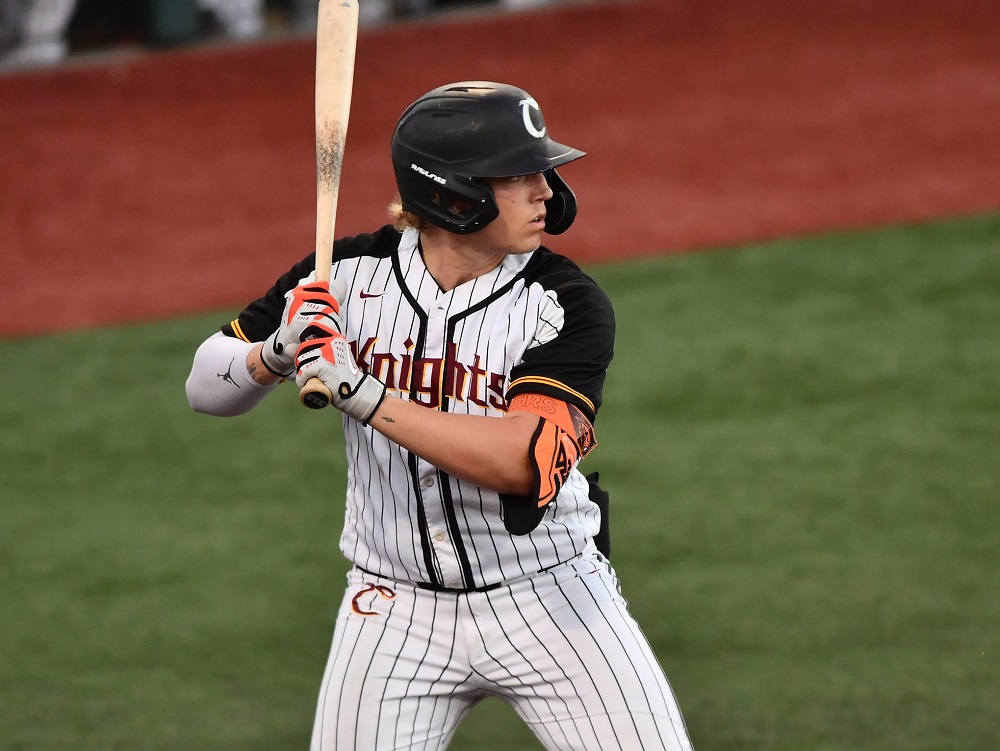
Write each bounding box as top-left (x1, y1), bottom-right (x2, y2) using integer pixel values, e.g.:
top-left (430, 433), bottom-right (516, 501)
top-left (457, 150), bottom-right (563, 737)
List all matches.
top-left (410, 163), bottom-right (447, 185)
top-left (519, 98), bottom-right (546, 139)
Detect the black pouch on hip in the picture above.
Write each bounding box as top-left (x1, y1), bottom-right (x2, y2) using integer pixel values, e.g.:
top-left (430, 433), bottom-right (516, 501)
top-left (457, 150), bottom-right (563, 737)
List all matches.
top-left (586, 471), bottom-right (611, 560)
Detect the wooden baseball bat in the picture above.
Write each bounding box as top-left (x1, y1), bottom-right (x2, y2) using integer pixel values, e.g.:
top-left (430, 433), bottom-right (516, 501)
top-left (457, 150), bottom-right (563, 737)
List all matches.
top-left (300, 0), bottom-right (359, 410)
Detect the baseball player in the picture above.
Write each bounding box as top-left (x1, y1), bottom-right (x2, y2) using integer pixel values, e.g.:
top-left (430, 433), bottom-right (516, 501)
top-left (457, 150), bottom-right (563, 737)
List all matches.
top-left (186, 81), bottom-right (694, 751)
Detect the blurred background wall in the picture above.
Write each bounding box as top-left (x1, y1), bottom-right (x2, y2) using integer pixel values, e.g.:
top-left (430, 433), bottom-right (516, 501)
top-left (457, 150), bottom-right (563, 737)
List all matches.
top-left (0, 0), bottom-right (568, 68)
top-left (2, 0), bottom-right (999, 336)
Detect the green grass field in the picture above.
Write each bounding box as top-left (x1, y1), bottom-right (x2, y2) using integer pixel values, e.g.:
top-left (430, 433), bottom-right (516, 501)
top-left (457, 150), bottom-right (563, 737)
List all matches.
top-left (2, 213), bottom-right (998, 751)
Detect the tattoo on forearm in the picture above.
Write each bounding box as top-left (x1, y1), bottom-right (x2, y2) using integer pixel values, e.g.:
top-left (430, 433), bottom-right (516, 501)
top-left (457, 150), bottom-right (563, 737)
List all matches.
top-left (381, 416), bottom-right (396, 423)
top-left (247, 362), bottom-right (269, 385)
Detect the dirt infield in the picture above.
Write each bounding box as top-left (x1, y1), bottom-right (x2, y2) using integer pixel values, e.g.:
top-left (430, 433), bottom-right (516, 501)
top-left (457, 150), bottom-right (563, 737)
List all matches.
top-left (2, 0), bottom-right (999, 337)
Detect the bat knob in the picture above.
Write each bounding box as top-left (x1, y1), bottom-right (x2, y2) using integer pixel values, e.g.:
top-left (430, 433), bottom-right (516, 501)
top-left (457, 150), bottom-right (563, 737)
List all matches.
top-left (300, 377), bottom-right (333, 409)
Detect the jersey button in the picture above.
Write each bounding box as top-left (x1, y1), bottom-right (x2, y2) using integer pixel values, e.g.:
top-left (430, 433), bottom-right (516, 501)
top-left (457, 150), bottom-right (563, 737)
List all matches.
top-left (423, 477), bottom-right (435, 488)
top-left (433, 530), bottom-right (445, 542)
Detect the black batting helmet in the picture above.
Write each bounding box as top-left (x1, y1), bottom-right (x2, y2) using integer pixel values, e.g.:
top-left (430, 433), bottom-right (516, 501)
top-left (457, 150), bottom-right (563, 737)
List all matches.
top-left (390, 81), bottom-right (586, 235)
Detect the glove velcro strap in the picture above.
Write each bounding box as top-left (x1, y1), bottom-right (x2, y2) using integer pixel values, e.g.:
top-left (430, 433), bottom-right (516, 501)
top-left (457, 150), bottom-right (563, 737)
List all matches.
top-left (347, 376), bottom-right (387, 425)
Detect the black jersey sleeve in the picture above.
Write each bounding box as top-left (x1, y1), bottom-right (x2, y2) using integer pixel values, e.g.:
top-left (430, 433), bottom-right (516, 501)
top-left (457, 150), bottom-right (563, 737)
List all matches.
top-left (505, 256), bottom-right (616, 424)
top-left (220, 225), bottom-right (401, 343)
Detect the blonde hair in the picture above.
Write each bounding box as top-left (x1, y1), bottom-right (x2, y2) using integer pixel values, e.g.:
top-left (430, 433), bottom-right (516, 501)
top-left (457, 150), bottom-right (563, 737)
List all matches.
top-left (388, 194), bottom-right (434, 233)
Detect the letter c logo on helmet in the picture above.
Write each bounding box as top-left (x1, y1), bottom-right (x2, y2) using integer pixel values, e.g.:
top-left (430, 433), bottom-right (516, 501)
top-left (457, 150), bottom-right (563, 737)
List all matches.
top-left (519, 98), bottom-right (546, 139)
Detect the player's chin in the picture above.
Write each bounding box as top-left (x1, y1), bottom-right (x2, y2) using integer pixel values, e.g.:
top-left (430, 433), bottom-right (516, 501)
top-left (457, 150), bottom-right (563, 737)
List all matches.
top-left (511, 238), bottom-right (543, 255)
top-left (520, 222), bottom-right (546, 251)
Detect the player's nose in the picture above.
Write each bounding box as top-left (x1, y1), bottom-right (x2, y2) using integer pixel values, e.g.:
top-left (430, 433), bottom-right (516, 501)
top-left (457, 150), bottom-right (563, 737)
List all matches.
top-left (532, 172), bottom-right (553, 200)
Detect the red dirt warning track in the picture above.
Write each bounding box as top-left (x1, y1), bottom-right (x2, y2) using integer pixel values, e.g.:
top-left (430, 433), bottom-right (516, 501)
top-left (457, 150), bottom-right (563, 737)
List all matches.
top-left (1, 0), bottom-right (999, 337)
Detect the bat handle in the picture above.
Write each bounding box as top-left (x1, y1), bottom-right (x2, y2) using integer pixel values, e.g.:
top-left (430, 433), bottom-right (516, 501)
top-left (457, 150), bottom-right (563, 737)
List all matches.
top-left (299, 377), bottom-right (333, 409)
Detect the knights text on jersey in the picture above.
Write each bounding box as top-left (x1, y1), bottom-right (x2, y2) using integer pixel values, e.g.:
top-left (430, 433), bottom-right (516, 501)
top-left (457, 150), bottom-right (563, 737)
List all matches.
top-left (223, 226), bottom-right (616, 590)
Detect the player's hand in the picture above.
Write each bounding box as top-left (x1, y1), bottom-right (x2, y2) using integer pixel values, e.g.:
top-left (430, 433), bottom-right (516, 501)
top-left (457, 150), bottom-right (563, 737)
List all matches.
top-left (294, 329), bottom-right (387, 424)
top-left (261, 279), bottom-right (345, 377)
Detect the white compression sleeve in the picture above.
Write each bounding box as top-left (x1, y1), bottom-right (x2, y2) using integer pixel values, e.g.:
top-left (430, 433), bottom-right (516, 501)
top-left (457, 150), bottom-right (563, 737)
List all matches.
top-left (185, 332), bottom-right (278, 416)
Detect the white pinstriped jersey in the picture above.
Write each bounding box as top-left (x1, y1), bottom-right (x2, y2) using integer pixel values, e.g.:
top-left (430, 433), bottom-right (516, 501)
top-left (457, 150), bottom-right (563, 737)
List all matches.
top-left (224, 226), bottom-right (615, 591)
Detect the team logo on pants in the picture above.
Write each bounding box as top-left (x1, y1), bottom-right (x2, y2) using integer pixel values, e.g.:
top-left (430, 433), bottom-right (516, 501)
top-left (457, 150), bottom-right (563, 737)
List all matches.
top-left (351, 583), bottom-right (396, 616)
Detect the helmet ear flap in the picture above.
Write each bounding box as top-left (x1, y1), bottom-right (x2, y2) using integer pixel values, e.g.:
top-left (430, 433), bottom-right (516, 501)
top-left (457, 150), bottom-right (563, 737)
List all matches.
top-left (396, 169), bottom-right (500, 234)
top-left (440, 179), bottom-right (500, 234)
top-left (543, 169), bottom-right (578, 235)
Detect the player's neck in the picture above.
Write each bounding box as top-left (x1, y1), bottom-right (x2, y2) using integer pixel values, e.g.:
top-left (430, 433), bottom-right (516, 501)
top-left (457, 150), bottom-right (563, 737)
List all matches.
top-left (418, 233), bottom-right (505, 292)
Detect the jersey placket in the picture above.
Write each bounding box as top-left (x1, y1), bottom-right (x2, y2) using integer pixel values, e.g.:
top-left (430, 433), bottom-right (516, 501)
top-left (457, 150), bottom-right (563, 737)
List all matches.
top-left (418, 290), bottom-right (464, 588)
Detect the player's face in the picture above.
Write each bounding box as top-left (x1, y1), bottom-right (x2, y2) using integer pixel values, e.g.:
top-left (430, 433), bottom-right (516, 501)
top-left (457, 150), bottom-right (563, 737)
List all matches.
top-left (479, 172), bottom-right (553, 255)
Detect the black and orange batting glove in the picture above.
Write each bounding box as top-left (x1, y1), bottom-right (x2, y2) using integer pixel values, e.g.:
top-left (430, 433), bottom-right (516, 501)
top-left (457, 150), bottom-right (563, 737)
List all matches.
top-left (261, 279), bottom-right (343, 377)
top-left (499, 393), bottom-right (597, 535)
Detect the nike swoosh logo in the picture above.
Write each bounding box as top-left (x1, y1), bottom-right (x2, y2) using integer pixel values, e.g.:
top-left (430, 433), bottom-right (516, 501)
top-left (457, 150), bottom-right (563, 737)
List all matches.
top-left (360, 291), bottom-right (384, 299)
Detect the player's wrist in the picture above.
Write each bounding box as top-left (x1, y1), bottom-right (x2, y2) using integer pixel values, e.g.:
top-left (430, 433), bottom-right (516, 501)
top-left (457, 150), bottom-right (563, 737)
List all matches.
top-left (260, 333), bottom-right (295, 377)
top-left (341, 374), bottom-right (387, 425)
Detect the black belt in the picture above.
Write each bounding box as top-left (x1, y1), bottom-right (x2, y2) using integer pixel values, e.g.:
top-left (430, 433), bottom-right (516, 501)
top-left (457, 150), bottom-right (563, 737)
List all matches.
top-left (356, 554), bottom-right (581, 594)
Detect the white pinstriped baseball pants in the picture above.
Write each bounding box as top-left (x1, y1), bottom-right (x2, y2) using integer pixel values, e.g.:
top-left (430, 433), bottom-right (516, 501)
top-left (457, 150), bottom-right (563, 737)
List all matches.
top-left (309, 552), bottom-right (694, 751)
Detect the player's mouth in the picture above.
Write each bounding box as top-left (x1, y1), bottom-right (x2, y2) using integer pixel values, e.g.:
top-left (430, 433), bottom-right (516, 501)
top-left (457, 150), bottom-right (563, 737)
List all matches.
top-left (531, 213), bottom-right (546, 226)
